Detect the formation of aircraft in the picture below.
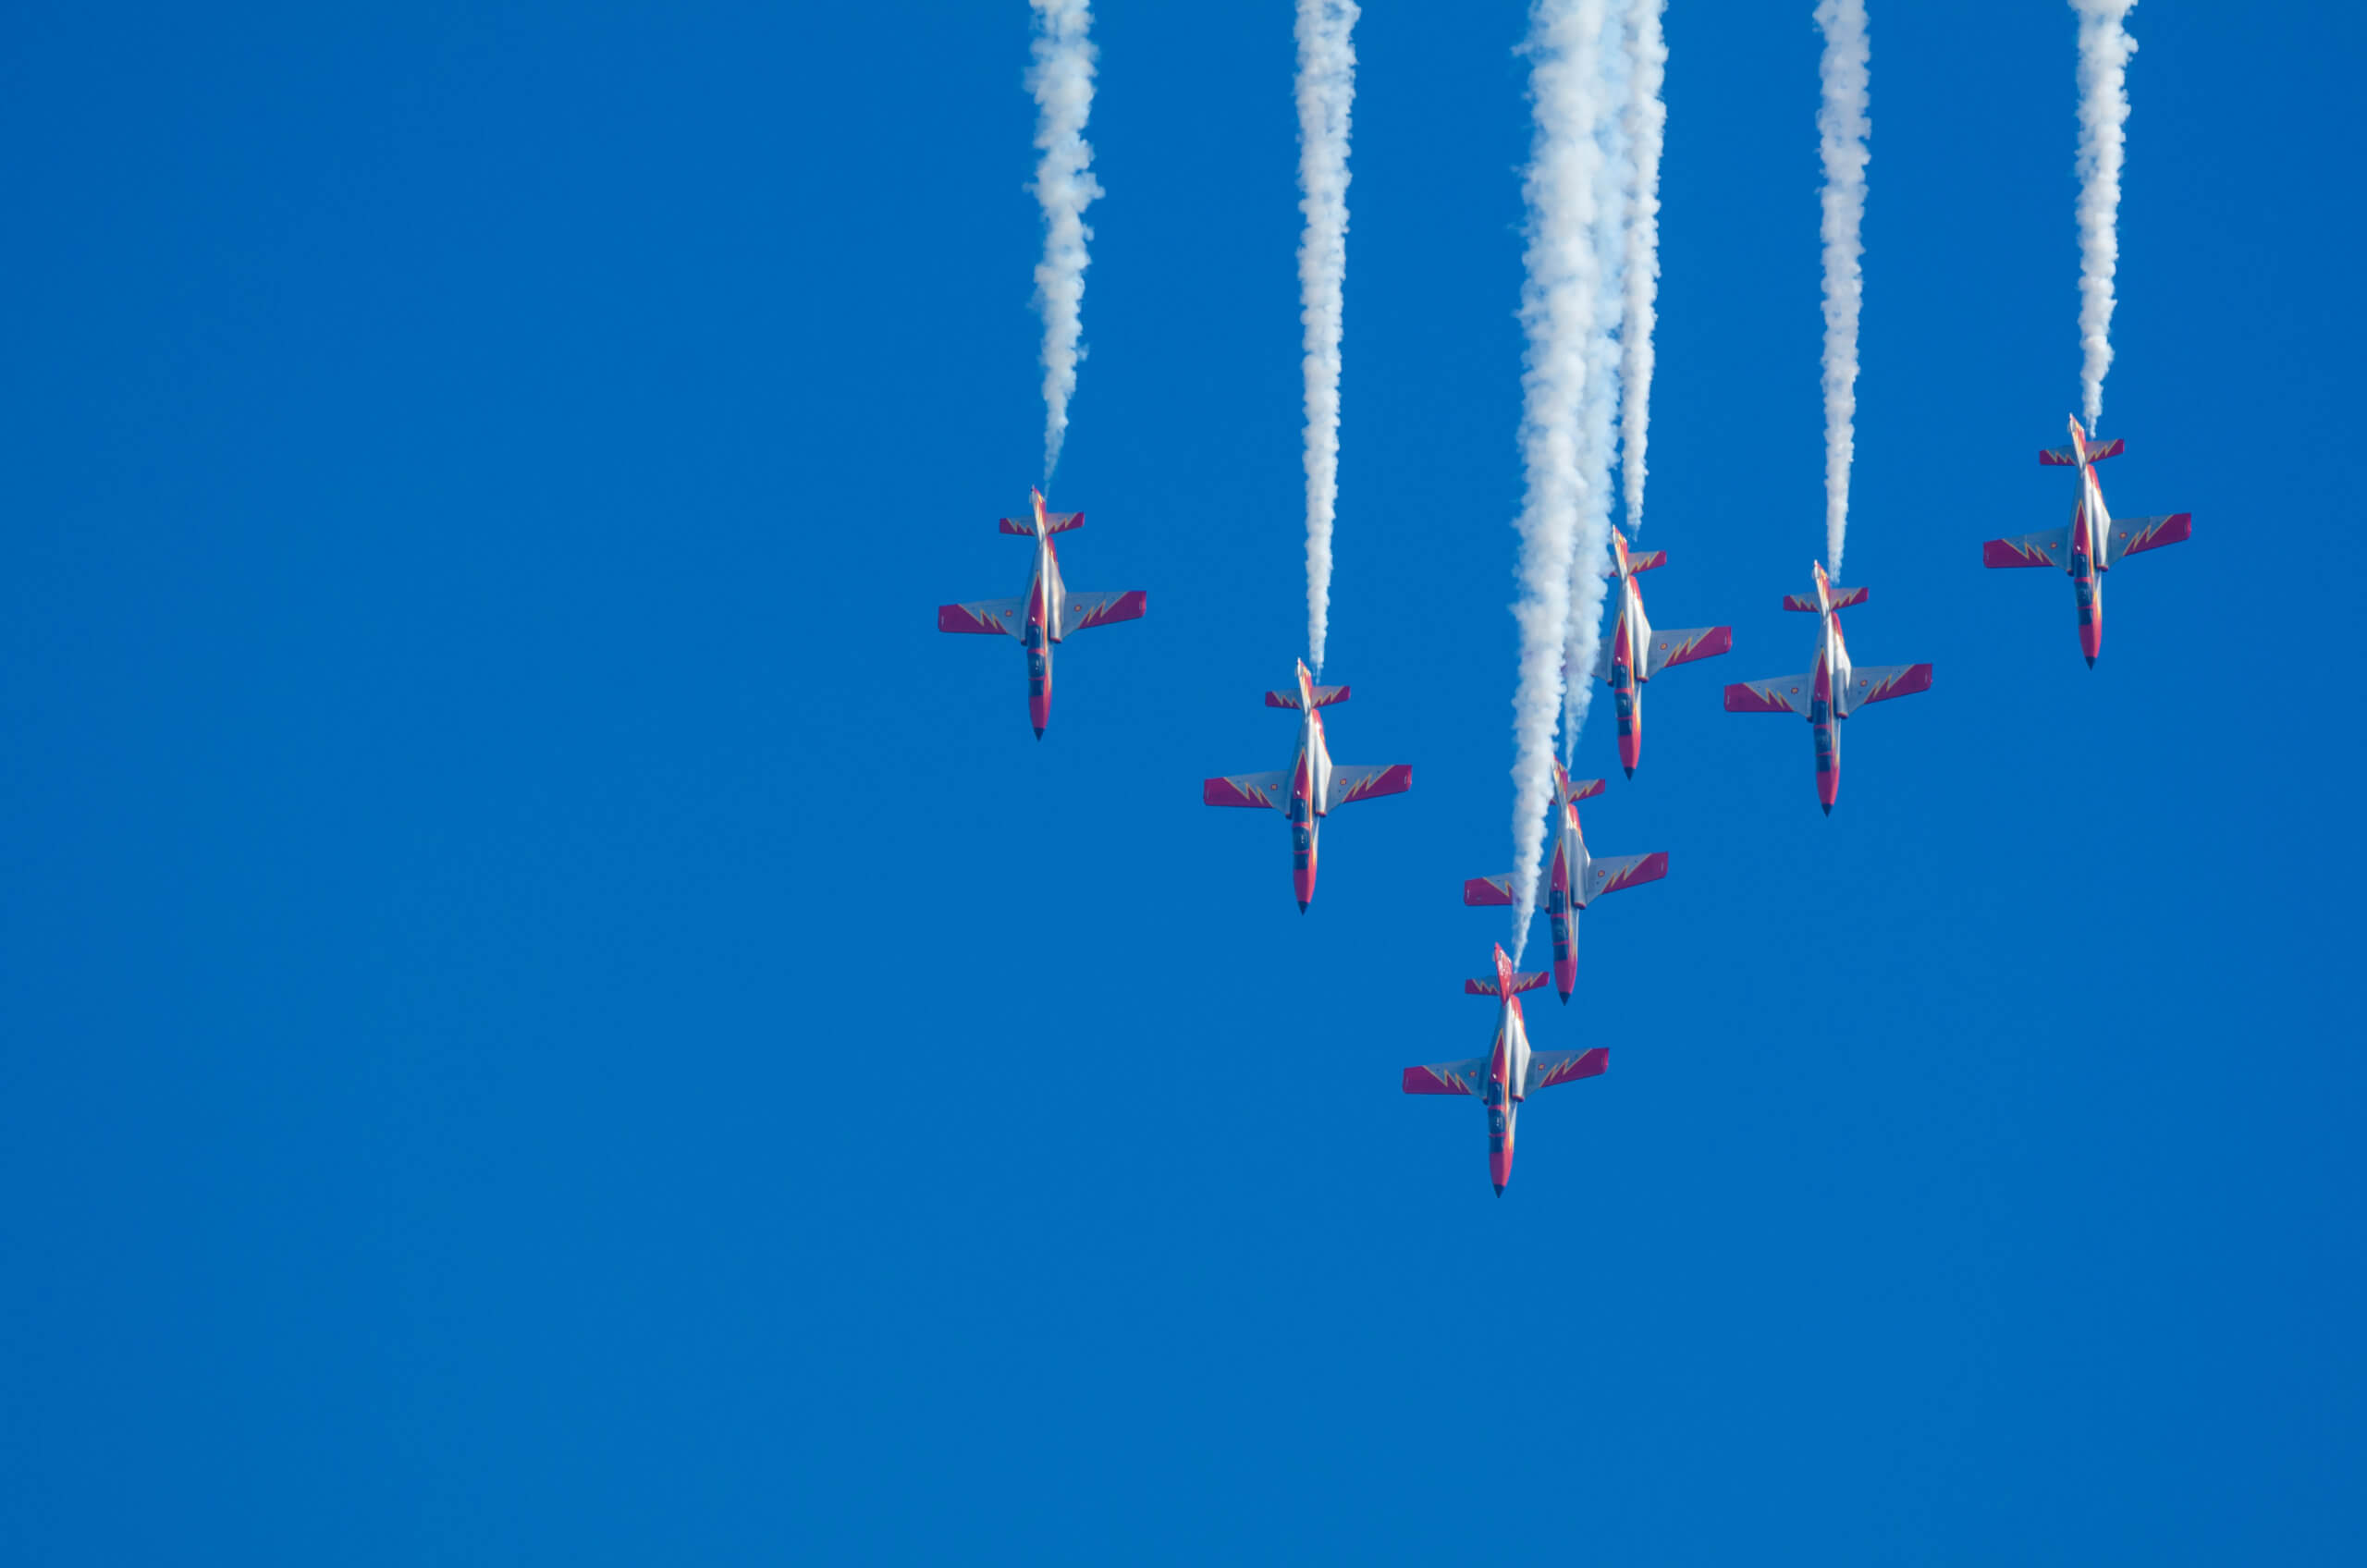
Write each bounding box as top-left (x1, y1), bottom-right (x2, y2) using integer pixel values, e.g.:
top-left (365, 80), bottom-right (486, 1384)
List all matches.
top-left (1202, 659), bottom-right (1411, 912)
top-left (936, 488), bottom-right (1146, 738)
top-left (1461, 758), bottom-right (1666, 1004)
top-left (1981, 415), bottom-right (2192, 666)
top-left (942, 439), bottom-right (2187, 1190)
top-left (1585, 530), bottom-right (1734, 778)
top-left (1723, 562), bottom-right (1933, 815)
top-left (1401, 944), bottom-right (1610, 1195)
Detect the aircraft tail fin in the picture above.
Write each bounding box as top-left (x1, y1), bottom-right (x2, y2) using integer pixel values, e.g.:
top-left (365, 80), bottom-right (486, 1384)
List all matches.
top-left (1266, 684), bottom-right (1350, 710)
top-left (998, 509), bottom-right (1085, 537)
top-left (1783, 586), bottom-right (1867, 612)
top-left (1466, 970), bottom-right (1550, 998)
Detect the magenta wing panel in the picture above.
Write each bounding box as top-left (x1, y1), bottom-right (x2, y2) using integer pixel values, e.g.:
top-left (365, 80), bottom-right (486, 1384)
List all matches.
top-left (1564, 775), bottom-right (1609, 803)
top-left (1846, 663), bottom-right (1934, 709)
top-left (1780, 589), bottom-right (1865, 610)
top-left (1724, 678), bottom-right (1810, 716)
top-left (1464, 976), bottom-right (1501, 997)
top-left (938, 597), bottom-right (1023, 635)
top-left (2040, 445), bottom-right (2081, 467)
top-left (2085, 438), bottom-right (2124, 462)
top-left (2105, 512), bottom-right (2191, 565)
top-left (999, 516), bottom-right (1036, 535)
top-left (1626, 549), bottom-right (1667, 573)
top-left (1526, 1047), bottom-right (1609, 1092)
top-left (1508, 970), bottom-right (1551, 996)
top-left (1983, 530), bottom-right (2067, 569)
top-left (1403, 1060), bottom-right (1484, 1096)
top-left (1330, 763), bottom-right (1412, 807)
top-left (1646, 625), bottom-right (1734, 677)
top-left (1203, 771), bottom-right (1287, 810)
top-left (1585, 851), bottom-right (1669, 900)
top-left (1264, 690), bottom-right (1302, 709)
top-left (1463, 876), bottom-right (1516, 908)
top-left (1061, 589), bottom-right (1147, 635)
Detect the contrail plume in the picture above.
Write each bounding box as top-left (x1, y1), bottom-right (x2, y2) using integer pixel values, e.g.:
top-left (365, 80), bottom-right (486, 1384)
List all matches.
top-left (1027, 0), bottom-right (1101, 481)
top-left (1561, 18), bottom-right (1629, 765)
top-left (1296, 0), bottom-right (1359, 675)
top-left (1617, 0), bottom-right (1667, 539)
top-left (2073, 0), bottom-right (2137, 432)
top-left (1507, 0), bottom-right (1611, 962)
top-left (1814, 0), bottom-right (1869, 580)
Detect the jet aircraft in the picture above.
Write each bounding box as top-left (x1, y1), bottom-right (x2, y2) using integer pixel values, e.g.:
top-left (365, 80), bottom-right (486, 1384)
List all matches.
top-left (1723, 562), bottom-right (1932, 814)
top-left (1402, 943), bottom-right (1610, 1195)
top-left (938, 489), bottom-right (1147, 737)
top-left (1461, 757), bottom-right (1666, 1003)
top-left (1585, 530), bottom-right (1733, 777)
top-left (1203, 659), bottom-right (1410, 912)
top-left (1981, 415), bottom-right (2191, 666)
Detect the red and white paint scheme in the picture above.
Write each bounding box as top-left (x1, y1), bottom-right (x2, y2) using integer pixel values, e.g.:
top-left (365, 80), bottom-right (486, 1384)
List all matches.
top-left (1587, 529), bottom-right (1733, 778)
top-left (1461, 757), bottom-right (1666, 1004)
top-left (1203, 659), bottom-right (1410, 913)
top-left (1403, 943), bottom-right (1609, 1196)
top-left (1723, 562), bottom-right (1932, 815)
top-left (938, 489), bottom-right (1147, 738)
top-left (1981, 415), bottom-right (2191, 667)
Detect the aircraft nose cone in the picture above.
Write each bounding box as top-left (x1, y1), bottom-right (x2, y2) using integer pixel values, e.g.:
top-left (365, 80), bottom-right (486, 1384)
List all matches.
top-left (1493, 1184), bottom-right (1505, 1197)
top-left (1623, 766), bottom-right (1633, 779)
top-left (1297, 900), bottom-right (1309, 914)
top-left (1821, 802), bottom-right (1832, 816)
top-left (1033, 727), bottom-right (1045, 740)
top-left (2085, 655), bottom-right (2096, 668)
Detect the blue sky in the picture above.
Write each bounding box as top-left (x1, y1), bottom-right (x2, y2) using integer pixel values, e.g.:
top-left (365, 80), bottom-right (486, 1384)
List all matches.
top-left (4, 1), bottom-right (2362, 1561)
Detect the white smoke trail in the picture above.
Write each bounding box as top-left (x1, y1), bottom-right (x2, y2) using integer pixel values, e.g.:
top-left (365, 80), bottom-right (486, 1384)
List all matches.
top-left (1027, 0), bottom-right (1101, 481)
top-left (1296, 0), bottom-right (1359, 675)
top-left (1560, 13), bottom-right (1629, 765)
top-left (1618, 0), bottom-right (1667, 539)
top-left (2073, 0), bottom-right (2137, 432)
top-left (1507, 0), bottom-right (1610, 962)
top-left (1814, 0), bottom-right (1869, 580)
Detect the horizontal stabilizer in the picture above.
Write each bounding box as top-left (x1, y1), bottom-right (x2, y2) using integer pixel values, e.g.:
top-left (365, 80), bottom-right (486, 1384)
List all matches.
top-left (1466, 969), bottom-right (1550, 998)
top-left (1983, 530), bottom-right (2067, 569)
top-left (1526, 1047), bottom-right (1609, 1092)
top-left (1203, 771), bottom-right (1289, 811)
top-left (1626, 549), bottom-right (1666, 573)
top-left (1562, 773), bottom-right (1608, 804)
top-left (1784, 586), bottom-right (1868, 612)
top-left (938, 596), bottom-right (1024, 637)
top-left (2042, 439), bottom-right (2121, 466)
top-left (1267, 684), bottom-right (1350, 710)
top-left (1839, 663), bottom-right (1933, 713)
top-left (1327, 763), bottom-right (1412, 810)
top-left (999, 509), bottom-right (1085, 536)
top-left (1403, 1059), bottom-right (1487, 1096)
top-left (2104, 512), bottom-right (2191, 566)
top-left (1644, 625), bottom-right (1734, 678)
top-left (1463, 876), bottom-right (1515, 908)
top-left (1724, 676), bottom-right (1812, 716)
top-left (1061, 589), bottom-right (1147, 636)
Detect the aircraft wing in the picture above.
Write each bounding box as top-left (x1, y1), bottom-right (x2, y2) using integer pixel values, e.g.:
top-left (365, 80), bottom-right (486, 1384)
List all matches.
top-left (1326, 763), bottom-right (1412, 811)
top-left (937, 596), bottom-right (1025, 637)
top-left (1582, 851), bottom-right (1667, 902)
top-left (1060, 588), bottom-right (1147, 637)
top-left (2103, 512), bottom-right (2192, 567)
top-left (1403, 1058), bottom-right (1489, 1096)
top-left (1524, 1047), bottom-right (1609, 1094)
top-left (1463, 876), bottom-right (1515, 908)
top-left (1982, 528), bottom-right (2067, 569)
top-left (1838, 663), bottom-right (1934, 715)
top-left (1643, 625), bottom-right (1734, 678)
top-left (1203, 771), bottom-right (1290, 811)
top-left (1723, 676), bottom-right (1812, 716)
